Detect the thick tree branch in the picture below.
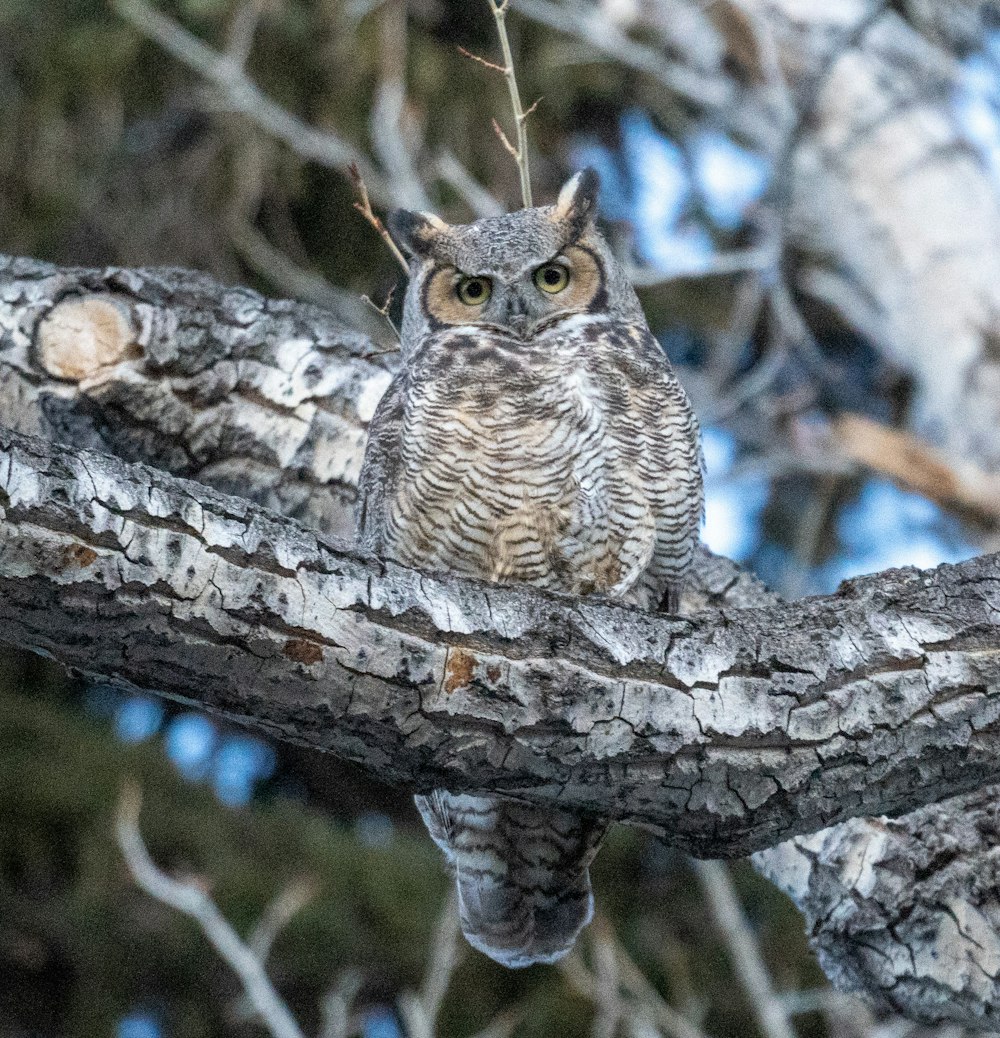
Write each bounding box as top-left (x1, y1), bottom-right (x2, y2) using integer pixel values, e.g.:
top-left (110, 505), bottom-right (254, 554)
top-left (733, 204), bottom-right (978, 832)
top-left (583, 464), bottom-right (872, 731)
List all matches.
top-left (0, 254), bottom-right (390, 541)
top-left (2, 421), bottom-right (999, 859)
top-left (755, 787), bottom-right (1000, 1029)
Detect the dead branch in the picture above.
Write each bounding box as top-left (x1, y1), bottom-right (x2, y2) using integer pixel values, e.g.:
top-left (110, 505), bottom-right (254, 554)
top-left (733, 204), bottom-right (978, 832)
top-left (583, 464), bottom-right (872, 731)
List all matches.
top-left (115, 783), bottom-right (307, 1038)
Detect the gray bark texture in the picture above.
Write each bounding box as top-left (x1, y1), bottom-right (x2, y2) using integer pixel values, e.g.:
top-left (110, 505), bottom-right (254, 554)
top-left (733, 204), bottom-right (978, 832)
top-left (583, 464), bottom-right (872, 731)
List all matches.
top-left (4, 255), bottom-right (1000, 1023)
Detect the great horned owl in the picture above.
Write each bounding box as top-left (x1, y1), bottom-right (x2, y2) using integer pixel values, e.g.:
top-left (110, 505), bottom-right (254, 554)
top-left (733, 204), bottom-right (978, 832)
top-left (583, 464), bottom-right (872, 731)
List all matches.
top-left (357, 170), bottom-right (703, 968)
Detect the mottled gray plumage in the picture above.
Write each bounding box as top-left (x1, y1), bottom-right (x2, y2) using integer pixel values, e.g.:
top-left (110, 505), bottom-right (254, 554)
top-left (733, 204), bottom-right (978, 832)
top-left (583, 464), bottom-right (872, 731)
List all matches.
top-left (357, 170), bottom-right (703, 968)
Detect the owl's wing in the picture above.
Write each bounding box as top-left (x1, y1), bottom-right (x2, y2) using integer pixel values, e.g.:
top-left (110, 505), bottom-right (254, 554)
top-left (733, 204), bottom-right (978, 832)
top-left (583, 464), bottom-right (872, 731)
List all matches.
top-left (597, 322), bottom-right (705, 612)
top-left (356, 370), bottom-right (408, 552)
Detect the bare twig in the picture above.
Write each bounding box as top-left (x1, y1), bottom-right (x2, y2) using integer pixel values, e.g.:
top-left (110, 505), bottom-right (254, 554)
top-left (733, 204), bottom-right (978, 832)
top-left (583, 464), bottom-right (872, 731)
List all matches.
top-left (464, 0), bottom-right (536, 207)
top-left (419, 892), bottom-right (462, 1027)
top-left (360, 284), bottom-right (402, 348)
top-left (113, 0), bottom-right (390, 204)
top-left (370, 0), bottom-right (431, 210)
top-left (248, 877), bottom-right (318, 964)
top-left (561, 938), bottom-right (710, 1038)
top-left (230, 220), bottom-right (379, 330)
top-left (466, 1007), bottom-right (526, 1038)
top-left (693, 860), bottom-right (797, 1038)
top-left (591, 924), bottom-right (624, 1038)
top-left (491, 117), bottom-right (519, 160)
top-left (318, 970), bottom-right (364, 1038)
top-left (115, 782), bottom-right (307, 1038)
top-left (398, 892), bottom-right (463, 1038)
top-left (457, 45), bottom-right (507, 74)
top-left (224, 0), bottom-right (267, 70)
top-left (350, 164), bottom-right (409, 272)
top-left (611, 941), bottom-right (710, 1038)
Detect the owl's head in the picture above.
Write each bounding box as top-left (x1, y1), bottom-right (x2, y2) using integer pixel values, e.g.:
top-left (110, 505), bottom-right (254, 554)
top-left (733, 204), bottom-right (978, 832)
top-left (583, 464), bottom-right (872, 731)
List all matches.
top-left (388, 169), bottom-right (642, 347)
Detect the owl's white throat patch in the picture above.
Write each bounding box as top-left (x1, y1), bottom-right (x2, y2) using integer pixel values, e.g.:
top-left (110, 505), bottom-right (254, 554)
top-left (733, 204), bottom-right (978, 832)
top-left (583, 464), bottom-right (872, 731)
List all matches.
top-left (533, 311), bottom-right (610, 338)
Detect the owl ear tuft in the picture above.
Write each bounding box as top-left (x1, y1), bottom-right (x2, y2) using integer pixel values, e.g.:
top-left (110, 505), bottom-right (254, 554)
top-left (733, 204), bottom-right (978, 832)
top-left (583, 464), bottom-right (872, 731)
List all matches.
top-left (552, 168), bottom-right (600, 238)
top-left (388, 209), bottom-right (451, 259)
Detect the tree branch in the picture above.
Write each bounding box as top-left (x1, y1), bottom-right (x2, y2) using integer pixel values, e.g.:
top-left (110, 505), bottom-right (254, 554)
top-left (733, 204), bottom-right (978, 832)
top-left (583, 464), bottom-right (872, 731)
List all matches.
top-left (115, 783), bottom-right (307, 1038)
top-left (112, 0), bottom-right (392, 204)
top-left (2, 420), bottom-right (999, 858)
top-left (755, 784), bottom-right (1000, 1029)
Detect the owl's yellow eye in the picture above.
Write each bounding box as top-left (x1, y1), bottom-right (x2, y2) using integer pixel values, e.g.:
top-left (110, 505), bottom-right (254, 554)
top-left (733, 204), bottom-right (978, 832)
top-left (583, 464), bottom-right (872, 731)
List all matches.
top-left (456, 276), bottom-right (492, 306)
top-left (534, 263), bottom-right (570, 294)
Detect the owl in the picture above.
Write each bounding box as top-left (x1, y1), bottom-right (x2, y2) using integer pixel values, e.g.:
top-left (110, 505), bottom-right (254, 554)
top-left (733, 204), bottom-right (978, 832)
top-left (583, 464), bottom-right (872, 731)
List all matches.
top-left (357, 169), bottom-right (704, 968)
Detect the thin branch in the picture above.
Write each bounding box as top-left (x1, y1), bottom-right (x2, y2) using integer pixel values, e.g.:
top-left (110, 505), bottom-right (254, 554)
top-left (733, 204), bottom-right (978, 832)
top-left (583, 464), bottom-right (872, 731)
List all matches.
top-left (491, 118), bottom-right (519, 159)
top-left (229, 220), bottom-right (379, 329)
top-left (398, 892), bottom-right (462, 1038)
top-left (832, 413), bottom-right (1000, 525)
top-left (360, 283), bottom-right (402, 348)
top-left (693, 860), bottom-right (797, 1038)
top-left (370, 0), bottom-right (431, 210)
top-left (113, 0), bottom-right (391, 204)
top-left (560, 937), bottom-right (709, 1038)
top-left (418, 892), bottom-right (462, 1027)
top-left (480, 0), bottom-right (534, 207)
top-left (114, 782), bottom-right (307, 1038)
top-left (224, 0), bottom-right (267, 70)
top-left (591, 924), bottom-right (625, 1038)
top-left (511, 0), bottom-right (731, 112)
top-left (457, 45), bottom-right (508, 74)
top-left (248, 877), bottom-right (318, 964)
top-left (350, 164), bottom-right (409, 272)
top-left (318, 970), bottom-right (363, 1038)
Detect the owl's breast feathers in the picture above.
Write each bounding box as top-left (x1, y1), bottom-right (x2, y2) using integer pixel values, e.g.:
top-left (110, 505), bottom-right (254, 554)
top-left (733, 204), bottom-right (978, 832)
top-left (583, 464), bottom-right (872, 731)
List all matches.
top-left (359, 315), bottom-right (703, 610)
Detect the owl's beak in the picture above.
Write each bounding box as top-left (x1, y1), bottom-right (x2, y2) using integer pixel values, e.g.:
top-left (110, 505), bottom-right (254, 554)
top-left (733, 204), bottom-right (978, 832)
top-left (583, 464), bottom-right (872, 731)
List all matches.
top-left (507, 313), bottom-right (529, 336)
top-left (502, 294), bottom-right (530, 337)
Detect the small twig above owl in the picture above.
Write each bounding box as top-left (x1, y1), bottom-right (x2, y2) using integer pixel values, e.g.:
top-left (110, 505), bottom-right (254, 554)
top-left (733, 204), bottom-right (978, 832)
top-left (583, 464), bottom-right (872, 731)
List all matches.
top-left (457, 0), bottom-right (542, 208)
top-left (349, 0), bottom-right (541, 347)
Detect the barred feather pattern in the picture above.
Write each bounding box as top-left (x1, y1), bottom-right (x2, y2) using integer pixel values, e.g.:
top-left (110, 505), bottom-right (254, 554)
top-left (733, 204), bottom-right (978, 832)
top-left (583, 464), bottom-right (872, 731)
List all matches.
top-left (358, 312), bottom-right (703, 968)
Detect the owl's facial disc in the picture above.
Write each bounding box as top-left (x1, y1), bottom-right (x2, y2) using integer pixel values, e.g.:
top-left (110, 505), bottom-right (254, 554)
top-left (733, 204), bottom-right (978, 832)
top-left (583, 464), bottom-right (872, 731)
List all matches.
top-left (419, 243), bottom-right (607, 335)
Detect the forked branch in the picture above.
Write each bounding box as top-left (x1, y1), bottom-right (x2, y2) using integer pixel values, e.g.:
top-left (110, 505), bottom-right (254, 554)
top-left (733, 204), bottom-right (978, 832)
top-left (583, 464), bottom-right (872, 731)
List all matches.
top-left (461, 0), bottom-right (537, 207)
top-left (115, 783), bottom-right (307, 1038)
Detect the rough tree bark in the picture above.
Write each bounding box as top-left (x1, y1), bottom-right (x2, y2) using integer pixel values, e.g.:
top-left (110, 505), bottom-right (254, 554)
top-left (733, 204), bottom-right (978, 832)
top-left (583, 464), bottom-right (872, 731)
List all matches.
top-left (4, 257), bottom-right (1000, 1024)
top-left (630, 5), bottom-right (1000, 1022)
top-left (6, 421), bottom-right (1000, 854)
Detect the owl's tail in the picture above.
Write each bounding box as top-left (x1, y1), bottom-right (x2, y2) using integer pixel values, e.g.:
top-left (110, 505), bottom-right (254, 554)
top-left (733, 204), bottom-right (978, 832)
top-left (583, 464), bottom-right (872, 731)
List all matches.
top-left (415, 790), bottom-right (607, 969)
